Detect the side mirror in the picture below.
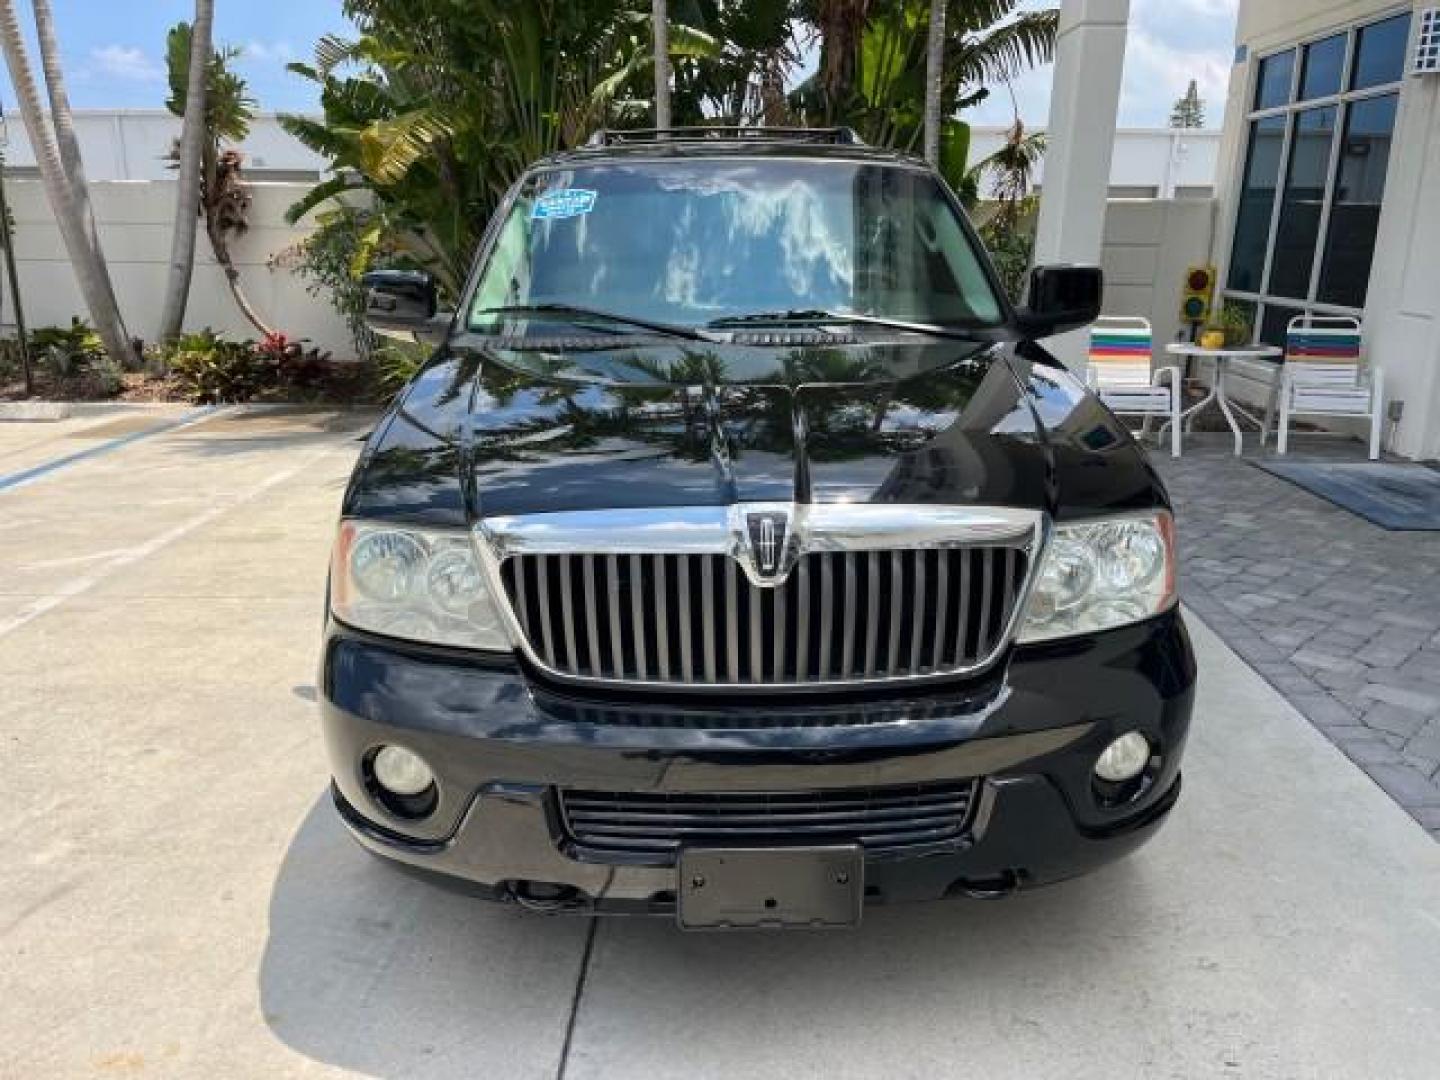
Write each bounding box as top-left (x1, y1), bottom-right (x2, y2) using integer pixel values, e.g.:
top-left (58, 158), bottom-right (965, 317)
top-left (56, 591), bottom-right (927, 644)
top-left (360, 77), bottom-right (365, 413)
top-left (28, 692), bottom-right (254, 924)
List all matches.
top-left (1014, 265), bottom-right (1104, 339)
top-left (361, 269), bottom-right (449, 344)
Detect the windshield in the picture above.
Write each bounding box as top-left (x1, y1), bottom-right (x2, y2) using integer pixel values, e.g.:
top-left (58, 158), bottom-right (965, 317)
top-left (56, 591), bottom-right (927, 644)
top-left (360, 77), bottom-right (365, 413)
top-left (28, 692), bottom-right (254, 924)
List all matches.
top-left (466, 159), bottom-right (1005, 335)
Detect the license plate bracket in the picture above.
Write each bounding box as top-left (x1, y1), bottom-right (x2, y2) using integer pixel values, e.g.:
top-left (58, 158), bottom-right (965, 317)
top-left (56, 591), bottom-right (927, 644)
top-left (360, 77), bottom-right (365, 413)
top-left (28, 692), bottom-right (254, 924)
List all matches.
top-left (676, 845), bottom-right (864, 930)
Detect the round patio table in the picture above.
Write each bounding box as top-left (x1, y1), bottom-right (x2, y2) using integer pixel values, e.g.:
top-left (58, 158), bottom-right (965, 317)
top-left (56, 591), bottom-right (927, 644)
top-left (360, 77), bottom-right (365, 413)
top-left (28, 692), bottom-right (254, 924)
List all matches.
top-left (1163, 342), bottom-right (1282, 456)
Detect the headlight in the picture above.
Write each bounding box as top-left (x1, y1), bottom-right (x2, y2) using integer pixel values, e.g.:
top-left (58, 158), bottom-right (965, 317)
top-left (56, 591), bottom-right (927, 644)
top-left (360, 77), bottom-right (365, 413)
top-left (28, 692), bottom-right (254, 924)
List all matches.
top-left (330, 521), bottom-right (509, 650)
top-left (1017, 511), bottom-right (1176, 643)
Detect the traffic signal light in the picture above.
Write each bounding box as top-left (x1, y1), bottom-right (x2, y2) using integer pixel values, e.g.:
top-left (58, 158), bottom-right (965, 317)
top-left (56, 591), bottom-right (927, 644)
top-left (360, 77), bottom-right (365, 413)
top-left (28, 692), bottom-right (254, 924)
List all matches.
top-left (1180, 265), bottom-right (1216, 325)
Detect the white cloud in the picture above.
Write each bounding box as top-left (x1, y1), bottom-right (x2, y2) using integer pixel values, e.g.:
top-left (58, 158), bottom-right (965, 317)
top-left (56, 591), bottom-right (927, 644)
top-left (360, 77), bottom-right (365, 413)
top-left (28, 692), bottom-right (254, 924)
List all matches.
top-left (242, 40), bottom-right (295, 64)
top-left (963, 0), bottom-right (1239, 130)
top-left (91, 44), bottom-right (164, 83)
top-left (1119, 0), bottom-right (1237, 127)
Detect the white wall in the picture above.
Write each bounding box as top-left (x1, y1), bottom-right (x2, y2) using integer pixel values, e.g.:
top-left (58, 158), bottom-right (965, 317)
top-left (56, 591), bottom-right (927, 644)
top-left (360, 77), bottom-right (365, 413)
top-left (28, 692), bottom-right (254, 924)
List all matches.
top-left (1101, 199), bottom-right (1218, 347)
top-left (2, 111), bottom-right (328, 181)
top-left (1365, 12), bottom-right (1440, 460)
top-left (969, 126), bottom-right (1220, 197)
top-left (1, 179), bottom-right (355, 357)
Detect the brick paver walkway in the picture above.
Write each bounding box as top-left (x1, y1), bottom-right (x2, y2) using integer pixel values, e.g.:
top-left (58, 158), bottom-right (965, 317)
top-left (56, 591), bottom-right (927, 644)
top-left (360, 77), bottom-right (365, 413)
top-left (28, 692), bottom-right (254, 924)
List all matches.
top-left (1151, 433), bottom-right (1440, 839)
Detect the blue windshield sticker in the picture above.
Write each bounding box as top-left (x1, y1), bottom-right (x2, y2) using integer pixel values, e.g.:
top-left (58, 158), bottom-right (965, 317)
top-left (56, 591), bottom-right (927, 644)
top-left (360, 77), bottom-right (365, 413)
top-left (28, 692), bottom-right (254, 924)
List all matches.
top-left (532, 189), bottom-right (597, 221)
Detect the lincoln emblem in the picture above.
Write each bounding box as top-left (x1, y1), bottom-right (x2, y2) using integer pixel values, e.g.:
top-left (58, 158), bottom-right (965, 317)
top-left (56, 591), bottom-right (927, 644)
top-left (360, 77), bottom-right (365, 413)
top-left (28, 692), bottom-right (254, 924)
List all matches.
top-left (746, 512), bottom-right (789, 576)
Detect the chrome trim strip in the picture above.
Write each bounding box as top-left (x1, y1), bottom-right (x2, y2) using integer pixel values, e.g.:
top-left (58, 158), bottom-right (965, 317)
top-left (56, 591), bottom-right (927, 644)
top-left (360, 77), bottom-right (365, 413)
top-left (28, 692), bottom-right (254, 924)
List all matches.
top-left (472, 503), bottom-right (1049, 693)
top-left (629, 554), bottom-right (648, 679)
top-left (582, 555), bottom-right (601, 676)
top-left (606, 554), bottom-right (623, 675)
top-left (559, 556), bottom-right (578, 672)
top-left (932, 550), bottom-right (950, 671)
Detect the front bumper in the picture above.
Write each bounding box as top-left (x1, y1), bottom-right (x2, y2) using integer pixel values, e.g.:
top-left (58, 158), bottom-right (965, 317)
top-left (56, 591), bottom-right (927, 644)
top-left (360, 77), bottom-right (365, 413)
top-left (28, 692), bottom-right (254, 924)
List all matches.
top-left (319, 608), bottom-right (1195, 912)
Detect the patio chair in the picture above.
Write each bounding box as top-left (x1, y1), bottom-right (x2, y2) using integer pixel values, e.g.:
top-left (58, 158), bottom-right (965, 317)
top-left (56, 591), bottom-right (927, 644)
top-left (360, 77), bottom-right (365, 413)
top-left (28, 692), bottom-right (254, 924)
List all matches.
top-left (1268, 315), bottom-right (1383, 460)
top-left (1086, 317), bottom-right (1181, 457)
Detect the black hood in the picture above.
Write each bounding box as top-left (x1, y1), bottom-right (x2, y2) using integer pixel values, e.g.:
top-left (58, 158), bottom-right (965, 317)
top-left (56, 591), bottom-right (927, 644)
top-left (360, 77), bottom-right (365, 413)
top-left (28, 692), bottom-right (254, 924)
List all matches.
top-left (345, 339), bottom-right (1167, 526)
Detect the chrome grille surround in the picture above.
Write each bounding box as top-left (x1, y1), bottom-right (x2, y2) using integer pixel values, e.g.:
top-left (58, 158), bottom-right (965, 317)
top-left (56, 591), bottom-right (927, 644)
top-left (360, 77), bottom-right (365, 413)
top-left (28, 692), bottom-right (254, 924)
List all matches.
top-left (474, 504), bottom-right (1047, 692)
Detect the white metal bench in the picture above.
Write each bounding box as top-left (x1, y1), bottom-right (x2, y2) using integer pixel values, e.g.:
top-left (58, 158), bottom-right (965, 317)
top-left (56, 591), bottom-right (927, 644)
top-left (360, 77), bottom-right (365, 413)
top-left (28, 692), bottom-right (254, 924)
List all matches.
top-left (1086, 317), bottom-right (1181, 457)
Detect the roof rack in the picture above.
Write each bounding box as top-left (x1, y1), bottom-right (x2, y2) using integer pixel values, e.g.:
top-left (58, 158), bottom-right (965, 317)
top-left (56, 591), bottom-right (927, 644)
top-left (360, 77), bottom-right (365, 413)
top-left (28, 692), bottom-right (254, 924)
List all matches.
top-left (584, 126), bottom-right (866, 148)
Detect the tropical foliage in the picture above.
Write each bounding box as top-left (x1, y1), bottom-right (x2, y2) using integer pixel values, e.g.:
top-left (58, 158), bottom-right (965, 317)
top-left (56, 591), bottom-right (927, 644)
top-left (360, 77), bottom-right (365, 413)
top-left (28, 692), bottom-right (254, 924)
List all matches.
top-left (282, 0), bottom-right (1056, 308)
top-left (793, 0), bottom-right (1056, 186)
top-left (967, 118), bottom-right (1046, 299)
top-left (279, 0), bottom-right (718, 296)
top-left (161, 330), bottom-right (340, 404)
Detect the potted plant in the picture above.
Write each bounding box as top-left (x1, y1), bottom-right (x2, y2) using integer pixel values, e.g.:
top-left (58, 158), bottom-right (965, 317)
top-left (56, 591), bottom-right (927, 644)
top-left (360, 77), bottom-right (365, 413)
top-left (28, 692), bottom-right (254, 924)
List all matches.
top-left (1201, 303), bottom-right (1254, 349)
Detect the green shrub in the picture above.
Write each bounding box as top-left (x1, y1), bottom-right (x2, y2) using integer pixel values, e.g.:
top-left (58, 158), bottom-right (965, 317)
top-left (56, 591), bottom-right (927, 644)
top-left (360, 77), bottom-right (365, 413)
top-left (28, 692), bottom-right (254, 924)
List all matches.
top-left (30, 319), bottom-right (105, 377)
top-left (164, 329), bottom-right (343, 403)
top-left (167, 331), bottom-right (272, 403)
top-left (257, 332), bottom-right (336, 396)
top-left (977, 197), bottom-right (1040, 304)
top-left (372, 340), bottom-right (429, 400)
top-left (0, 338), bottom-right (22, 382)
top-left (277, 205), bottom-right (381, 361)
top-left (90, 360), bottom-right (124, 397)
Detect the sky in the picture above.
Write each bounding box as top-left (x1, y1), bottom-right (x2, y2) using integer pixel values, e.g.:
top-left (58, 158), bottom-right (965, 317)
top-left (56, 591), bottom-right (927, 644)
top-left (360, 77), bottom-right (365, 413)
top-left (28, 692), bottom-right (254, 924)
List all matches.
top-left (0, 0), bottom-right (1239, 130)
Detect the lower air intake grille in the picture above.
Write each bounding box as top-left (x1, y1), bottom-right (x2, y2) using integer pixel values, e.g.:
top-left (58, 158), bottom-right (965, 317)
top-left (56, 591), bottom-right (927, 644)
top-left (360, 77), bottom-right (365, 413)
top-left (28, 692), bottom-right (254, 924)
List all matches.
top-left (559, 781), bottom-right (981, 858)
top-left (500, 547), bottom-right (1028, 687)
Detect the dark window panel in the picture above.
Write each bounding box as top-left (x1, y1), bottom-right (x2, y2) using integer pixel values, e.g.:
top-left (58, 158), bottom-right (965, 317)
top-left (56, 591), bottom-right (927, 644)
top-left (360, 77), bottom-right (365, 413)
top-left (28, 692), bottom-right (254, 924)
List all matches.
top-left (1318, 94), bottom-right (1398, 308)
top-left (1227, 116), bottom-right (1288, 293)
top-left (1299, 33), bottom-right (1347, 99)
top-left (1260, 303), bottom-right (1306, 347)
top-left (1267, 107), bottom-right (1337, 300)
top-left (1254, 49), bottom-right (1296, 109)
top-left (1352, 13), bottom-right (1411, 90)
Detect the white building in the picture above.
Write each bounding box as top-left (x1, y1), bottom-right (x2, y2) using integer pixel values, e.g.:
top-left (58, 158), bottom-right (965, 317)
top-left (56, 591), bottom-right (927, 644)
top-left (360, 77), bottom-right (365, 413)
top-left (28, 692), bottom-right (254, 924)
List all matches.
top-left (1, 110), bottom-right (327, 182)
top-left (969, 125), bottom-right (1220, 199)
top-left (1209, 0), bottom-right (1440, 459)
top-left (1033, 0), bottom-right (1438, 461)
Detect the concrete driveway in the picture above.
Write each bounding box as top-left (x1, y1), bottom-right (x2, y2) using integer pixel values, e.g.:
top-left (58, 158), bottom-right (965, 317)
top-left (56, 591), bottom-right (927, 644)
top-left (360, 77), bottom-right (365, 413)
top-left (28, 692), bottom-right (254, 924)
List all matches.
top-left (3, 407), bottom-right (1440, 1078)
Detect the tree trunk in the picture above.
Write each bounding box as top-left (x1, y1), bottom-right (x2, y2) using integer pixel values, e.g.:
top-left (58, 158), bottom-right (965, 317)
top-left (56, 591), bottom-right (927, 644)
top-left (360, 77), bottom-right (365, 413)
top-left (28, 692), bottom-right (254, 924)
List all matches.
top-left (0, 0), bottom-right (133, 368)
top-left (158, 2), bottom-right (213, 342)
top-left (32, 0), bottom-right (126, 344)
top-left (205, 216), bottom-right (273, 339)
top-left (652, 0), bottom-right (670, 130)
top-left (923, 0), bottom-right (946, 166)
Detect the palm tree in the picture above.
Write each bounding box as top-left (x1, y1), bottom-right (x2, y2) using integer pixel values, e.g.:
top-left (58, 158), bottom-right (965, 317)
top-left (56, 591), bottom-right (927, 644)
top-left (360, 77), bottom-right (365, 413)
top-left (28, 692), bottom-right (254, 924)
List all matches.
top-left (279, 0), bottom-right (718, 293)
top-left (923, 0), bottom-right (946, 164)
top-left (33, 0), bottom-right (125, 333)
top-left (0, 0), bottom-right (132, 366)
top-left (158, 0), bottom-right (213, 342)
top-left (798, 0), bottom-right (1056, 172)
top-left (163, 22), bottom-right (273, 337)
top-left (653, 0), bottom-right (671, 128)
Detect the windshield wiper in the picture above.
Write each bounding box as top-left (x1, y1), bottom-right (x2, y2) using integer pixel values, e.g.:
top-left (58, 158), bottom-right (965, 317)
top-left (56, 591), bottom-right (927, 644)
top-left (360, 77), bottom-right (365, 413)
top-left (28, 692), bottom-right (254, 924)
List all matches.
top-left (706, 309), bottom-right (982, 340)
top-left (473, 303), bottom-right (715, 342)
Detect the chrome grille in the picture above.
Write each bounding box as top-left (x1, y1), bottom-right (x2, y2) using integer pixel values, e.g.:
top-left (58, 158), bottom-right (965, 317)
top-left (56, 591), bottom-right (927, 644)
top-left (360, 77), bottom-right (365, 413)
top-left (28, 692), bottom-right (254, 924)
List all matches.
top-left (499, 546), bottom-right (1029, 687)
top-left (560, 781), bottom-right (981, 858)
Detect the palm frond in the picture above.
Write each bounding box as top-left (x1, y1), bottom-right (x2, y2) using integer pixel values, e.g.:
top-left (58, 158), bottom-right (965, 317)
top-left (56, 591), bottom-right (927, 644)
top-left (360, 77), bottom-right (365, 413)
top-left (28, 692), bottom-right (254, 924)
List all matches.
top-left (284, 173), bottom-right (361, 225)
top-left (358, 108), bottom-right (457, 185)
top-left (950, 10), bottom-right (1058, 88)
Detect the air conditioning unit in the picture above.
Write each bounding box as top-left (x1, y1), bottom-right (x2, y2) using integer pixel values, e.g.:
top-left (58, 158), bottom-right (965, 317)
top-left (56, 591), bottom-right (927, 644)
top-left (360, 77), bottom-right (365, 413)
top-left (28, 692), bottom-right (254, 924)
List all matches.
top-left (1415, 8), bottom-right (1440, 75)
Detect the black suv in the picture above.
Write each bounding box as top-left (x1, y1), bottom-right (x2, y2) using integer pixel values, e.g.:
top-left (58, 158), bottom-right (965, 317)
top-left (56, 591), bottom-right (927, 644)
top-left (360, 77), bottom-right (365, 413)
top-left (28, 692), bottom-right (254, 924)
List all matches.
top-left (322, 127), bottom-right (1195, 929)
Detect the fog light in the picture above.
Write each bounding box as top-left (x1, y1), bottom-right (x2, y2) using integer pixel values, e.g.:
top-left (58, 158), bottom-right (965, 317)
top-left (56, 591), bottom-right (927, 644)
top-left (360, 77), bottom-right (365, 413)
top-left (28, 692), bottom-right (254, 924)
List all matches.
top-left (372, 745), bottom-right (434, 796)
top-left (1094, 732), bottom-right (1151, 783)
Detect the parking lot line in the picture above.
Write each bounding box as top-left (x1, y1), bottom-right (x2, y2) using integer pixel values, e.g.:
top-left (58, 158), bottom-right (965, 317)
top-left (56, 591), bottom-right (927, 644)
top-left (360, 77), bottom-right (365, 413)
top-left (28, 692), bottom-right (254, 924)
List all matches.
top-left (0, 447), bottom-right (345, 640)
top-left (0, 407), bottom-right (217, 495)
